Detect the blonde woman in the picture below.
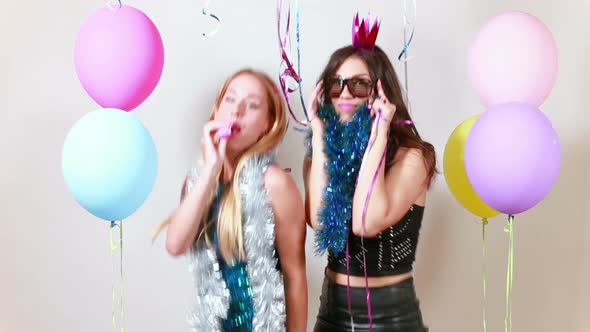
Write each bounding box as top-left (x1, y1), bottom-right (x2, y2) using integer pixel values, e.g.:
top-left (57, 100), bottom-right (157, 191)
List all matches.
top-left (156, 69), bottom-right (307, 332)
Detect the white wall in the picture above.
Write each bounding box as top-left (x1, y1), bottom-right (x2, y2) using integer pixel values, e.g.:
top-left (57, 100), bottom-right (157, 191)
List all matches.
top-left (1, 1), bottom-right (588, 331)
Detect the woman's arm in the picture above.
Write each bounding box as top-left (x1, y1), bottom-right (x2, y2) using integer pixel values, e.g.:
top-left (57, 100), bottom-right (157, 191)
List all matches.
top-left (165, 166), bottom-right (218, 256)
top-left (166, 120), bottom-right (229, 255)
top-left (352, 142), bottom-right (428, 237)
top-left (352, 80), bottom-right (428, 237)
top-left (266, 165), bottom-right (307, 332)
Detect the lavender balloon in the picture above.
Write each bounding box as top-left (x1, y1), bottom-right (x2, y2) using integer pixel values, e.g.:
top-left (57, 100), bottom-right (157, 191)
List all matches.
top-left (464, 102), bottom-right (561, 214)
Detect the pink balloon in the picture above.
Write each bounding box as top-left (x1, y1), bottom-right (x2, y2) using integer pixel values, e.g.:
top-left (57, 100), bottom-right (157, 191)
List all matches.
top-left (74, 5), bottom-right (164, 111)
top-left (468, 11), bottom-right (558, 107)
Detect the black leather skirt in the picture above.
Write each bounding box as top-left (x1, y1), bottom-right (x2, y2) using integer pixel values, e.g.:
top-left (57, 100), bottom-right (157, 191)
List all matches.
top-left (313, 276), bottom-right (428, 332)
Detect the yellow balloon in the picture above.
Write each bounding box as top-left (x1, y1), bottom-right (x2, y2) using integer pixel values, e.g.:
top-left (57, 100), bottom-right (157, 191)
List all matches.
top-left (443, 115), bottom-right (499, 218)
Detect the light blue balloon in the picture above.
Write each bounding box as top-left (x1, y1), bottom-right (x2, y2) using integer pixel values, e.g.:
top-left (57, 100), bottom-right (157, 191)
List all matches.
top-left (62, 108), bottom-right (158, 221)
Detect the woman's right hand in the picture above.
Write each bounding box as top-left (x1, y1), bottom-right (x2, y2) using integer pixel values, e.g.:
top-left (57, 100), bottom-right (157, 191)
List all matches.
top-left (200, 120), bottom-right (228, 176)
top-left (307, 81), bottom-right (324, 132)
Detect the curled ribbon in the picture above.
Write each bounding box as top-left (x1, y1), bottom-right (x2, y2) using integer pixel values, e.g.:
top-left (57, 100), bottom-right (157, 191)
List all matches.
top-left (294, 0), bottom-right (308, 121)
top-left (277, 0), bottom-right (308, 126)
top-left (394, 119), bottom-right (414, 126)
top-left (353, 111), bottom-right (390, 332)
top-left (398, 0), bottom-right (417, 113)
top-left (348, 110), bottom-right (411, 331)
top-left (202, 0), bottom-right (221, 37)
top-left (397, 0), bottom-right (416, 62)
top-left (345, 243), bottom-right (355, 331)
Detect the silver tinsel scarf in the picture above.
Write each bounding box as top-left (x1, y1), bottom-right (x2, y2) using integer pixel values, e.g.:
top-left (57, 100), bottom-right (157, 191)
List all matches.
top-left (184, 152), bottom-right (286, 331)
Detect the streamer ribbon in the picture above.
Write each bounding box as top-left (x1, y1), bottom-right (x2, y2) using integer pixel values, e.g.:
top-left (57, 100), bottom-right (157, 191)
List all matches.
top-left (202, 0), bottom-right (221, 37)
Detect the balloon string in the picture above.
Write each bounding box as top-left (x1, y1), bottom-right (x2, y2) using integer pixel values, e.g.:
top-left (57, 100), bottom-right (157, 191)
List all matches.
top-left (110, 220), bottom-right (125, 332)
top-left (481, 218), bottom-right (488, 332)
top-left (504, 215), bottom-right (514, 332)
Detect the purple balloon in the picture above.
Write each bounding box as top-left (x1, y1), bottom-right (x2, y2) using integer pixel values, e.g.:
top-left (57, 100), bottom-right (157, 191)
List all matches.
top-left (464, 102), bottom-right (561, 214)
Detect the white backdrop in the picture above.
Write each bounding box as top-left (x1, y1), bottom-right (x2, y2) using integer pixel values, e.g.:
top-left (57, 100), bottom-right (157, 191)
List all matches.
top-left (1, 1), bottom-right (589, 331)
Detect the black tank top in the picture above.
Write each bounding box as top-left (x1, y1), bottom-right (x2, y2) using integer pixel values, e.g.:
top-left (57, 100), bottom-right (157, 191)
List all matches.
top-left (327, 204), bottom-right (424, 276)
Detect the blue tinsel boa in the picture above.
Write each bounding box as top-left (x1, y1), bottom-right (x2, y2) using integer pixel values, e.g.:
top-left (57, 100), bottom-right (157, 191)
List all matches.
top-left (311, 103), bottom-right (374, 255)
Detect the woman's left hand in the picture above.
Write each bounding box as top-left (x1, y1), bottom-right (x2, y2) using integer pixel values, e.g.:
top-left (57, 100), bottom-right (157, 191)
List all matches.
top-left (370, 80), bottom-right (396, 123)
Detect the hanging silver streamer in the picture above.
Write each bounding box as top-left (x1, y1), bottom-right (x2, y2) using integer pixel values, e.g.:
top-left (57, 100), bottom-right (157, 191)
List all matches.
top-left (398, 0), bottom-right (416, 113)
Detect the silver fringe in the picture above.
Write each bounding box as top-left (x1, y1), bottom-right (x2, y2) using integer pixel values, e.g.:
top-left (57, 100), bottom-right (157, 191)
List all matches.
top-left (240, 153), bottom-right (286, 332)
top-left (184, 152), bottom-right (286, 331)
top-left (185, 166), bottom-right (229, 332)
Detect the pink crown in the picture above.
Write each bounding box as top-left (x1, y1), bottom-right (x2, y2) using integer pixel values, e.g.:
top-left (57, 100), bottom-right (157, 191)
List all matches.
top-left (352, 12), bottom-right (380, 50)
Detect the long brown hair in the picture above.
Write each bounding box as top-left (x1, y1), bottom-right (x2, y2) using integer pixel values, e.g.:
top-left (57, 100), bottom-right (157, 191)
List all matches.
top-left (318, 45), bottom-right (437, 186)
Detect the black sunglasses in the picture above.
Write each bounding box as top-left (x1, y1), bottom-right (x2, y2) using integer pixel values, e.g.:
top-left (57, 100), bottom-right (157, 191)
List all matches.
top-left (327, 77), bottom-right (374, 98)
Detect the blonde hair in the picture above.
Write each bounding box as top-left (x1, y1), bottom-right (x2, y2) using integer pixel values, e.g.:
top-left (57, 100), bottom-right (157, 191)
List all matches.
top-left (153, 69), bottom-right (287, 264)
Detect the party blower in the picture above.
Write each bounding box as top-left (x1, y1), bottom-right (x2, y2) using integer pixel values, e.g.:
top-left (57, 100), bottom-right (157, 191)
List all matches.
top-left (217, 119), bottom-right (240, 139)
